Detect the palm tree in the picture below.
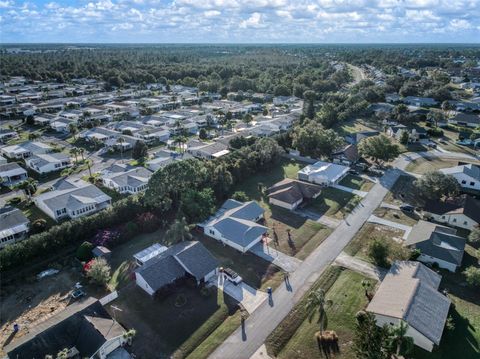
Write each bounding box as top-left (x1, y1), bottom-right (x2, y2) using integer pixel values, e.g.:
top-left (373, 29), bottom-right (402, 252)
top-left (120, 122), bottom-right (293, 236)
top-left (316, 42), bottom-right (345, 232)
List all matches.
top-left (79, 148), bottom-right (85, 162)
top-left (28, 132), bottom-right (39, 141)
top-left (305, 288), bottom-right (332, 336)
top-left (361, 280), bottom-right (372, 301)
top-left (16, 177), bottom-right (38, 201)
top-left (116, 137), bottom-right (125, 159)
top-left (69, 147), bottom-right (79, 164)
top-left (68, 123), bottom-right (78, 140)
top-left (388, 321), bottom-right (414, 356)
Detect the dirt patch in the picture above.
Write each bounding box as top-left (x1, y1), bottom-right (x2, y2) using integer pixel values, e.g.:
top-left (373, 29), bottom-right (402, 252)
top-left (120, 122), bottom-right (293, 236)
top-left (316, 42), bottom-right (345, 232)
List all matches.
top-left (0, 269), bottom-right (80, 354)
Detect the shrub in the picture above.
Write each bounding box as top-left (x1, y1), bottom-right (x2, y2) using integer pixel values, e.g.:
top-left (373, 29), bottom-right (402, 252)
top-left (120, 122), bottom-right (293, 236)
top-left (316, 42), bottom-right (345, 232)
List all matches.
top-left (463, 266), bottom-right (480, 287)
top-left (427, 128), bottom-right (444, 137)
top-left (231, 191), bottom-right (249, 202)
top-left (368, 238), bottom-right (390, 268)
top-left (76, 241), bottom-right (94, 261)
top-left (91, 228), bottom-right (121, 247)
top-left (174, 293), bottom-right (187, 307)
top-left (31, 218), bottom-right (47, 234)
top-left (135, 212), bottom-right (160, 233)
top-left (86, 257), bottom-right (111, 286)
top-left (200, 287), bottom-right (211, 297)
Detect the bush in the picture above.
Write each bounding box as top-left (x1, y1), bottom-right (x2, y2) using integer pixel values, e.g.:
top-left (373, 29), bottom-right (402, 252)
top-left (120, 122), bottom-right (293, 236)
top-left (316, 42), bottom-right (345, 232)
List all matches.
top-left (231, 191), bottom-right (249, 202)
top-left (427, 128), bottom-right (444, 137)
top-left (135, 212), bottom-right (160, 233)
top-left (200, 287), bottom-right (211, 297)
top-left (31, 218), bottom-right (47, 234)
top-left (76, 241), bottom-right (94, 261)
top-left (463, 266), bottom-right (480, 287)
top-left (86, 257), bottom-right (111, 286)
top-left (174, 293), bottom-right (187, 307)
top-left (368, 238), bottom-right (390, 268)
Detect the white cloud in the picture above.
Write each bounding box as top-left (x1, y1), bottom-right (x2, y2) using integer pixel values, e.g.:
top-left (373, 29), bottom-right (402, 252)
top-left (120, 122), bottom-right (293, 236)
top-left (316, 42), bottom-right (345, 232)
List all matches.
top-left (204, 10), bottom-right (221, 17)
top-left (240, 12), bottom-right (264, 28)
top-left (0, 0), bottom-right (13, 8)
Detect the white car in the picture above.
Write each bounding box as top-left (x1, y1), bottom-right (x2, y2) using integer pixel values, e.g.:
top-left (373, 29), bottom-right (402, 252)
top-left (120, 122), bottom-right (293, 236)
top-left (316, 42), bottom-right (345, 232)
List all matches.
top-left (37, 268), bottom-right (59, 279)
top-left (223, 268), bottom-right (243, 285)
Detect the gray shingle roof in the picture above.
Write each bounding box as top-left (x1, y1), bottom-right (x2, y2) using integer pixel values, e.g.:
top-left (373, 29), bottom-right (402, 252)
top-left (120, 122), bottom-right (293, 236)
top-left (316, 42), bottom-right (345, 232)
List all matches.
top-left (0, 206), bottom-right (29, 232)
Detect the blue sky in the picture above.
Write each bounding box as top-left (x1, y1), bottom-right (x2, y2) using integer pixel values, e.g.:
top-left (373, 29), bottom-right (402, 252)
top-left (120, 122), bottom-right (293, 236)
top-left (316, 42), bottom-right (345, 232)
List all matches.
top-left (1, 0), bottom-right (479, 43)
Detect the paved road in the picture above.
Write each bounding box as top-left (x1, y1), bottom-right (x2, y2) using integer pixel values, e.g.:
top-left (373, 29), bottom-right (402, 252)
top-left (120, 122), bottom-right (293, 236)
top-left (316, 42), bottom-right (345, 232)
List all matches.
top-left (334, 252), bottom-right (387, 281)
top-left (209, 169), bottom-right (401, 359)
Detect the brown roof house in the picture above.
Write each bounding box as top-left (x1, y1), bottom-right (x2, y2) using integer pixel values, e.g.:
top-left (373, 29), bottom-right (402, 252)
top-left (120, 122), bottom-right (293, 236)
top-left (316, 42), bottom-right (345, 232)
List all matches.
top-left (332, 144), bottom-right (360, 165)
top-left (366, 261), bottom-right (451, 352)
top-left (405, 220), bottom-right (466, 272)
top-left (422, 195), bottom-right (480, 230)
top-left (267, 178), bottom-right (322, 210)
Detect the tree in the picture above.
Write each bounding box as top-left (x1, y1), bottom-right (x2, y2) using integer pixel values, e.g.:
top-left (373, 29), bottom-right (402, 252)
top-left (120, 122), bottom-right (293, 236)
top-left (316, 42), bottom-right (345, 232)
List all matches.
top-left (68, 123), bottom-right (78, 140)
top-left (243, 114), bottom-right (253, 126)
top-left (180, 188), bottom-right (215, 223)
top-left (361, 279), bottom-right (372, 301)
top-left (393, 104), bottom-right (409, 124)
top-left (86, 257), bottom-right (111, 286)
top-left (413, 171), bottom-right (460, 201)
top-left (28, 132), bottom-right (39, 141)
top-left (368, 238), bottom-right (390, 267)
top-left (426, 110), bottom-right (445, 128)
top-left (16, 177), bottom-right (38, 200)
top-left (358, 135), bottom-right (399, 164)
top-left (199, 128), bottom-right (208, 140)
top-left (304, 288), bottom-right (332, 335)
top-left (132, 140), bottom-right (148, 160)
top-left (231, 191), bottom-right (249, 202)
top-left (353, 311), bottom-right (391, 359)
top-left (399, 130), bottom-right (410, 145)
top-left (463, 266), bottom-right (480, 287)
top-left (469, 226), bottom-right (480, 244)
top-left (291, 121), bottom-right (343, 159)
top-left (387, 321), bottom-right (414, 356)
top-left (316, 102), bottom-right (338, 128)
top-left (165, 217), bottom-right (192, 245)
top-left (116, 137), bottom-right (126, 159)
top-left (69, 147), bottom-right (79, 164)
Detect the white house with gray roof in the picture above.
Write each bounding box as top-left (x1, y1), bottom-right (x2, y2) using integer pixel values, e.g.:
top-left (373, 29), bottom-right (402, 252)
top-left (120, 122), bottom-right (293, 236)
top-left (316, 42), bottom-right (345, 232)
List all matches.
top-left (101, 164), bottom-right (152, 194)
top-left (1, 141), bottom-right (52, 160)
top-left (298, 161), bottom-right (349, 186)
top-left (0, 162), bottom-right (28, 186)
top-left (366, 261), bottom-right (450, 352)
top-left (0, 206), bottom-right (30, 248)
top-left (200, 199), bottom-right (267, 253)
top-left (135, 241), bottom-right (218, 296)
top-left (440, 164), bottom-right (480, 192)
top-left (25, 153), bottom-right (72, 174)
top-left (34, 179), bottom-right (111, 221)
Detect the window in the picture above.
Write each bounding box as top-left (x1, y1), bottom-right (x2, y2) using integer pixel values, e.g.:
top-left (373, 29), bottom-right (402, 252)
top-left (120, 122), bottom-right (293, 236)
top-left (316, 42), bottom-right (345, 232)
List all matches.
top-left (464, 221), bottom-right (468, 225)
top-left (453, 218), bottom-right (457, 222)
top-left (470, 182), bottom-right (475, 186)
top-left (461, 180), bottom-right (466, 184)
top-left (441, 215), bottom-right (445, 219)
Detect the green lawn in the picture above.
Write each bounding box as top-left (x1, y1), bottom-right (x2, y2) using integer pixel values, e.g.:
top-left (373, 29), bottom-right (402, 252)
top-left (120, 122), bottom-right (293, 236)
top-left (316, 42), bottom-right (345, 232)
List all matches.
top-left (268, 268), bottom-right (376, 359)
top-left (415, 244), bottom-right (480, 359)
top-left (109, 283), bottom-right (239, 359)
top-left (197, 234), bottom-right (283, 291)
top-left (405, 157), bottom-right (480, 175)
top-left (344, 223), bottom-right (409, 264)
top-left (306, 187), bottom-right (362, 219)
top-left (339, 175), bottom-right (374, 192)
top-left (14, 200), bottom-right (56, 229)
top-left (233, 159), bottom-right (333, 259)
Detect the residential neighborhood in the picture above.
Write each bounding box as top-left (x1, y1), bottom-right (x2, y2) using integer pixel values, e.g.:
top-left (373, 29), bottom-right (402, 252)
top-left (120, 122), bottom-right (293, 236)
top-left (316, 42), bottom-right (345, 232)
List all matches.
top-left (1, 42), bottom-right (480, 359)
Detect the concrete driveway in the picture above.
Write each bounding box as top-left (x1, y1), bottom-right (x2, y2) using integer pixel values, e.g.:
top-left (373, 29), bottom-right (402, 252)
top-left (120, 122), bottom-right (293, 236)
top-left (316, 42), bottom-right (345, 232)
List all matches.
top-left (334, 252), bottom-right (387, 281)
top-left (249, 243), bottom-right (302, 273)
top-left (213, 275), bottom-right (268, 314)
top-left (367, 214), bottom-right (412, 240)
top-left (333, 184), bottom-right (368, 197)
top-left (293, 208), bottom-right (341, 228)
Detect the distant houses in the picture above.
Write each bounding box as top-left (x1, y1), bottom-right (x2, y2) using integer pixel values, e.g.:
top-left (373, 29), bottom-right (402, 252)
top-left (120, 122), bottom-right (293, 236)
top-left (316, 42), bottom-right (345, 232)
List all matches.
top-left (298, 161), bottom-right (349, 186)
top-left (405, 220), bottom-right (466, 272)
top-left (25, 153), bottom-right (72, 174)
top-left (366, 261), bottom-right (450, 352)
top-left (1, 141), bottom-right (52, 160)
top-left (200, 199), bottom-right (267, 253)
top-left (422, 195), bottom-right (480, 230)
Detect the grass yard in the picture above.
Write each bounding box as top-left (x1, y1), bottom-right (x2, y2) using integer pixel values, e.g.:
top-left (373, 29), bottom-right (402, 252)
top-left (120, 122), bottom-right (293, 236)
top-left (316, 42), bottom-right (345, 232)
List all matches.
top-left (267, 267), bottom-right (376, 359)
top-left (306, 187), bottom-right (362, 219)
top-left (373, 207), bottom-right (419, 226)
top-left (108, 283), bottom-right (240, 359)
top-left (339, 175), bottom-right (375, 192)
top-left (197, 234), bottom-right (283, 291)
top-left (415, 243), bottom-right (480, 359)
top-left (14, 200), bottom-right (56, 229)
top-left (233, 159), bottom-right (333, 259)
top-left (405, 157), bottom-right (478, 175)
top-left (344, 223), bottom-right (409, 264)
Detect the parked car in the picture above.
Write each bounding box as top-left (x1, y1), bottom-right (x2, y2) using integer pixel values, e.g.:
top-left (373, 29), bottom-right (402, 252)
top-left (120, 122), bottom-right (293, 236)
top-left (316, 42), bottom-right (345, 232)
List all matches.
top-left (37, 269), bottom-right (59, 280)
top-left (223, 268), bottom-right (243, 285)
top-left (400, 204), bottom-right (415, 213)
top-left (348, 169), bottom-right (359, 176)
top-left (427, 142), bottom-right (437, 148)
top-left (71, 289), bottom-right (86, 300)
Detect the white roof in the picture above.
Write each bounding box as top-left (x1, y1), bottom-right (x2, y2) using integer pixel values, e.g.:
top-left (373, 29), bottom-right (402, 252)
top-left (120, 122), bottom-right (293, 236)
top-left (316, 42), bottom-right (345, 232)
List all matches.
top-left (298, 161), bottom-right (349, 181)
top-left (134, 243), bottom-right (168, 264)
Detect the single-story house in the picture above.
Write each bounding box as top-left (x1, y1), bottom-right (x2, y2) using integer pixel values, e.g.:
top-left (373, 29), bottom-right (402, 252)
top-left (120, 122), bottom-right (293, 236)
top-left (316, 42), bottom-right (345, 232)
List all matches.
top-left (298, 161), bottom-right (349, 186)
top-left (332, 144), bottom-right (359, 165)
top-left (440, 163), bottom-right (480, 192)
top-left (34, 179), bottom-right (112, 221)
top-left (366, 261), bottom-right (450, 352)
top-left (403, 96), bottom-right (438, 107)
top-left (447, 113), bottom-right (480, 128)
top-left (200, 199), bottom-right (267, 253)
top-left (422, 195), bottom-right (480, 230)
top-left (187, 141), bottom-right (230, 160)
top-left (345, 131), bottom-right (380, 145)
top-left (0, 206), bottom-right (30, 249)
top-left (146, 151), bottom-right (193, 172)
top-left (0, 128), bottom-right (18, 143)
top-left (134, 243), bottom-right (168, 266)
top-left (0, 162), bottom-right (28, 186)
top-left (0, 155), bottom-right (7, 165)
top-left (135, 241), bottom-right (219, 296)
top-left (385, 93), bottom-right (401, 103)
top-left (50, 118), bottom-right (77, 133)
top-left (101, 164), bottom-right (153, 194)
top-left (25, 153), bottom-right (72, 174)
top-left (267, 178), bottom-right (322, 210)
top-left (1, 141), bottom-right (52, 159)
top-left (5, 297), bottom-right (129, 359)
top-left (405, 220), bottom-right (466, 272)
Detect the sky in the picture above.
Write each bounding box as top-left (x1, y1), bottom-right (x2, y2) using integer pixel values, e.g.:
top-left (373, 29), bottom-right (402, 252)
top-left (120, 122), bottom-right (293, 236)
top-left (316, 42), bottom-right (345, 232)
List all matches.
top-left (1, 0), bottom-right (480, 43)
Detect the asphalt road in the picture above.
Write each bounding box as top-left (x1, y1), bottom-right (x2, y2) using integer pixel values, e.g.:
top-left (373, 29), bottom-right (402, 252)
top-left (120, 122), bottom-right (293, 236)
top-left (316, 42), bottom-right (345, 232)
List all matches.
top-left (209, 168), bottom-right (402, 359)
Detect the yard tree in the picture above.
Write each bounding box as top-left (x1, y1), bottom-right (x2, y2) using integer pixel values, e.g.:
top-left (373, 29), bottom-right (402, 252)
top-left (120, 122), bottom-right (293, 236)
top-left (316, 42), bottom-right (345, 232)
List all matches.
top-left (358, 135), bottom-right (399, 164)
top-left (393, 104), bottom-right (409, 124)
top-left (180, 188), bottom-right (215, 223)
top-left (16, 177), bottom-right (38, 201)
top-left (399, 130), bottom-right (409, 145)
top-left (304, 288), bottom-right (332, 336)
top-left (368, 238), bottom-right (390, 268)
top-left (469, 226), bottom-right (480, 244)
top-left (303, 90), bottom-right (316, 119)
top-left (231, 191), bottom-right (249, 202)
top-left (387, 321), bottom-right (414, 356)
top-left (132, 140), bottom-right (148, 160)
top-left (316, 102), bottom-right (338, 128)
top-left (413, 171), bottom-right (460, 201)
top-left (199, 128), bottom-right (208, 140)
top-left (291, 121), bottom-right (343, 159)
top-left (426, 110), bottom-right (445, 128)
top-left (86, 257), bottom-right (111, 286)
top-left (251, 137), bottom-right (283, 168)
top-left (353, 311), bottom-right (391, 359)
top-left (463, 266), bottom-right (480, 287)
top-left (165, 217), bottom-right (192, 245)
top-left (209, 163), bottom-right (233, 199)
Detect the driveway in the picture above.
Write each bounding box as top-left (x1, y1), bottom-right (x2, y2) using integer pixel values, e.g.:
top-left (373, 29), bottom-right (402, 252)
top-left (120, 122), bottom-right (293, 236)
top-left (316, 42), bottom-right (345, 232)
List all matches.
top-left (334, 252), bottom-right (387, 281)
top-left (293, 208), bottom-right (341, 229)
top-left (249, 243), bottom-right (302, 273)
top-left (332, 184), bottom-right (368, 197)
top-left (367, 214), bottom-right (412, 240)
top-left (213, 275), bottom-right (268, 314)
top-left (208, 168), bottom-right (402, 359)
top-left (380, 202), bottom-right (400, 210)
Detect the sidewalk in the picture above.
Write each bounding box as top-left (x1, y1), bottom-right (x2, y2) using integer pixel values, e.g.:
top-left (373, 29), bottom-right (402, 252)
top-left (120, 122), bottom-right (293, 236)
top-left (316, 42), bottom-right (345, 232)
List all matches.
top-left (333, 184), bottom-right (368, 197)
